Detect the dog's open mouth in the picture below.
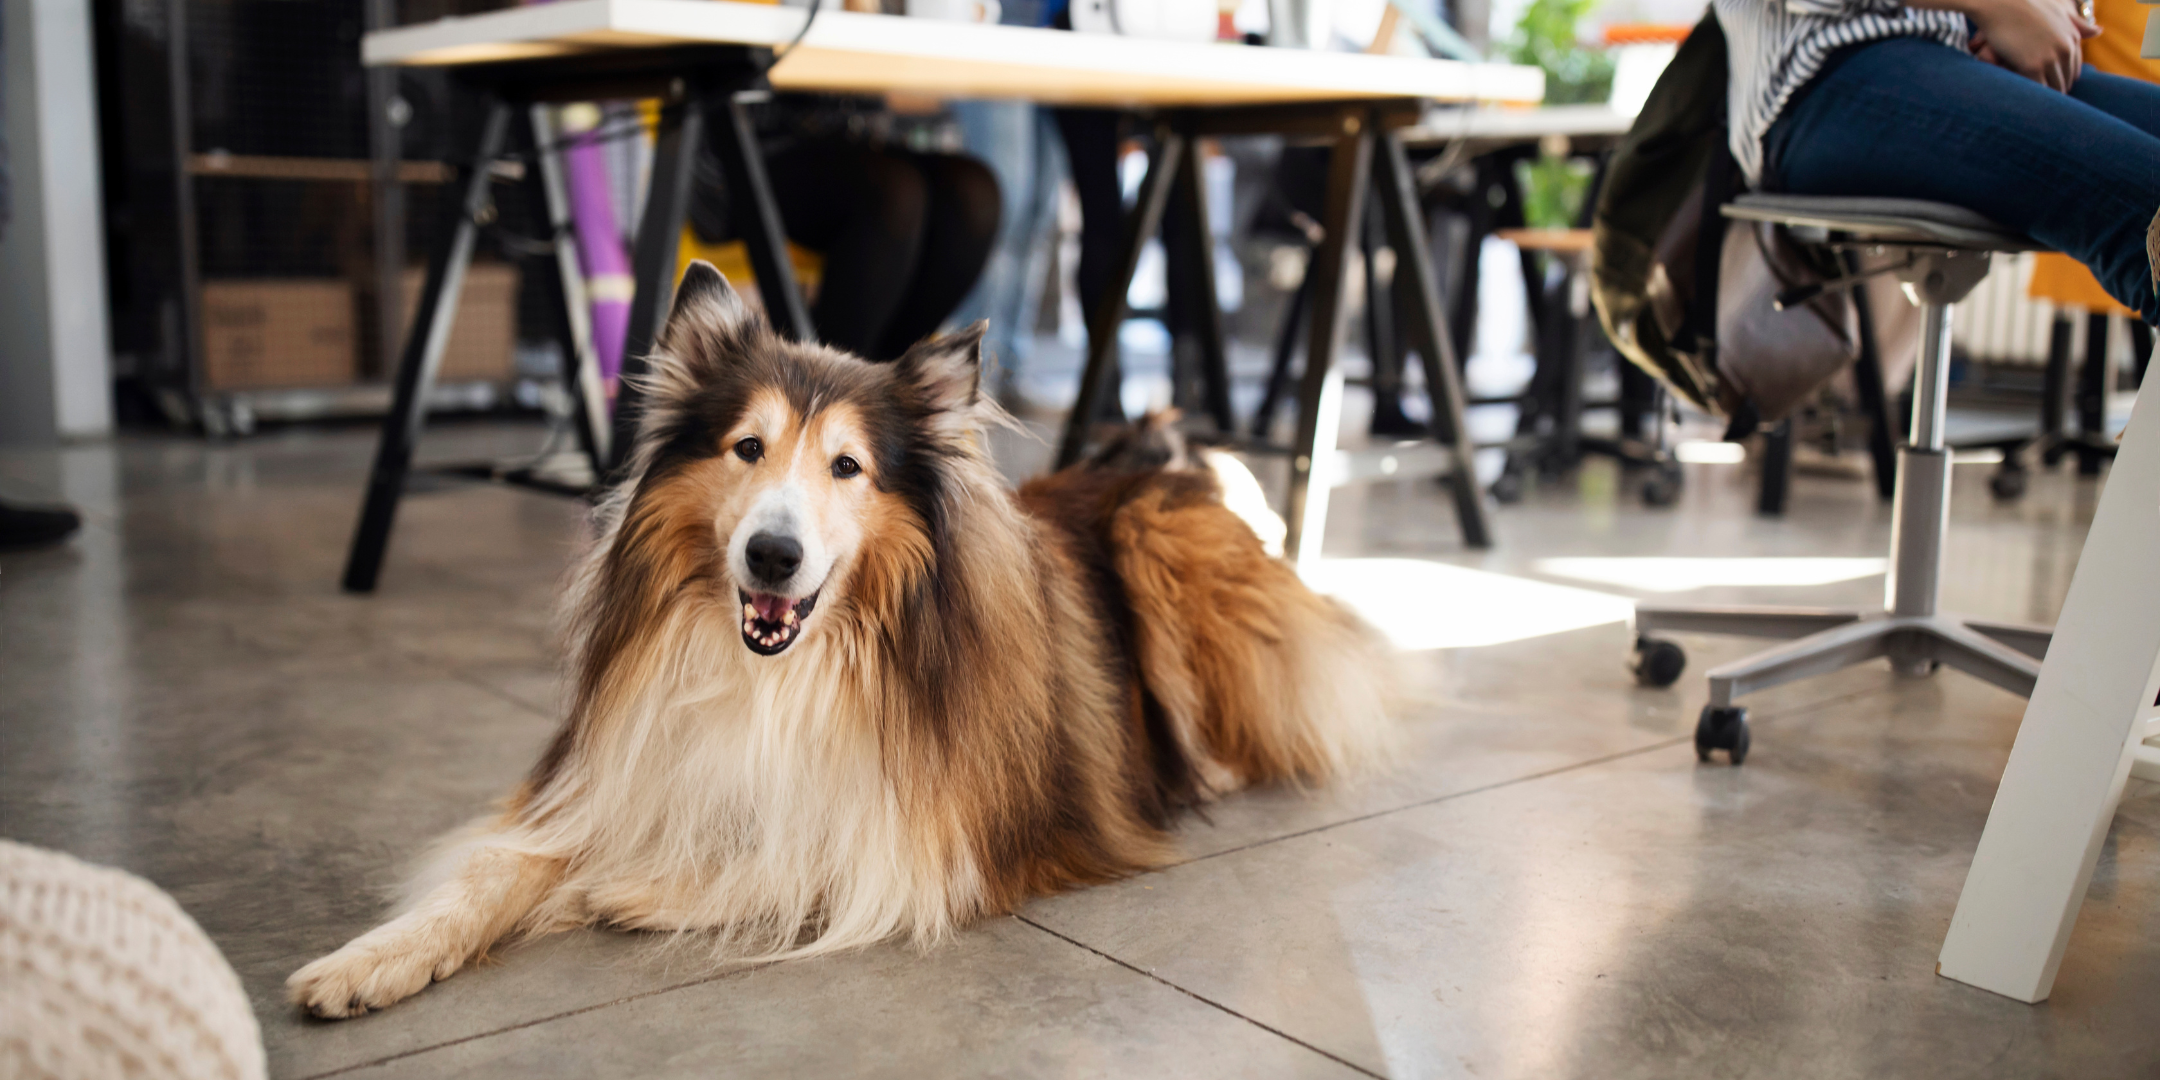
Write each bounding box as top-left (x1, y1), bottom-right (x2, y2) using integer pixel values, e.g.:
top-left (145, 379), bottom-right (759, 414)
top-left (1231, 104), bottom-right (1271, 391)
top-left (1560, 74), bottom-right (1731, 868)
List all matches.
top-left (739, 588), bottom-right (818, 655)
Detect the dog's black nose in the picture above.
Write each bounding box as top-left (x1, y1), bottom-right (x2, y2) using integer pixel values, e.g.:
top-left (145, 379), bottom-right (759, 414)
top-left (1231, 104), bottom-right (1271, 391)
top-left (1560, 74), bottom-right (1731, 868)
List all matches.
top-left (745, 532), bottom-right (803, 586)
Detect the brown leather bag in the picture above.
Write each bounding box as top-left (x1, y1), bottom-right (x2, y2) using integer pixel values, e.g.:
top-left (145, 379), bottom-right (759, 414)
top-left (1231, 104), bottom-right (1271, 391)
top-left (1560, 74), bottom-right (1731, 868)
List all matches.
top-left (1711, 218), bottom-right (1861, 423)
top-left (1593, 13), bottom-right (1872, 430)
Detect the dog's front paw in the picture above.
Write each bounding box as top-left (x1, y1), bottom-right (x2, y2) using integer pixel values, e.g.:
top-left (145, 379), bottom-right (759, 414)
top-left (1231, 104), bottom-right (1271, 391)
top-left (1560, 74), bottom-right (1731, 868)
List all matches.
top-left (287, 927), bottom-right (462, 1019)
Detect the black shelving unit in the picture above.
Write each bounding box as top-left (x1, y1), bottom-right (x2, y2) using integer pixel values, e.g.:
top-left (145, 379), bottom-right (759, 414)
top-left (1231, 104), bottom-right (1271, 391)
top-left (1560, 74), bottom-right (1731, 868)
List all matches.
top-left (93, 0), bottom-right (536, 433)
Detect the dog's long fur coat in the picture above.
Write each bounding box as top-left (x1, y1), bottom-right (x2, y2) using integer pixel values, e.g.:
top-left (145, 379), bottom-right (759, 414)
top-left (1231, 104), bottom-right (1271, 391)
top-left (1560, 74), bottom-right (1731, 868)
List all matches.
top-left (289, 263), bottom-right (1393, 1017)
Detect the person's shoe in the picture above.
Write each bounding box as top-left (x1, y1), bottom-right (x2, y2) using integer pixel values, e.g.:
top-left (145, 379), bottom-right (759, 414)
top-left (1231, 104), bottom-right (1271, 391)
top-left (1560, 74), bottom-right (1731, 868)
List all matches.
top-left (0, 501), bottom-right (83, 550)
top-left (1369, 398), bottom-right (1429, 439)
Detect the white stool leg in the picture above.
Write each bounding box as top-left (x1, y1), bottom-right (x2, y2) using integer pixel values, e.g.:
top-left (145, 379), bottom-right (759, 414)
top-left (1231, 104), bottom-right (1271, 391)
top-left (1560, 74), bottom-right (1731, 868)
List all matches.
top-left (1937, 388), bottom-right (2160, 1002)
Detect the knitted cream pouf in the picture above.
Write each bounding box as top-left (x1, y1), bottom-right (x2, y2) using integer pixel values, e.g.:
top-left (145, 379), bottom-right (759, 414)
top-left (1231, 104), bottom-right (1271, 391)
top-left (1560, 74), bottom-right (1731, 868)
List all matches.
top-left (0, 841), bottom-right (266, 1080)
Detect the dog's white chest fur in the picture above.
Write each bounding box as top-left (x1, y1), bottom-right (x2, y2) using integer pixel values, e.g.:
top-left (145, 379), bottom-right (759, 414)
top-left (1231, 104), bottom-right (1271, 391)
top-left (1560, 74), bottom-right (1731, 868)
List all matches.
top-left (535, 626), bottom-right (979, 953)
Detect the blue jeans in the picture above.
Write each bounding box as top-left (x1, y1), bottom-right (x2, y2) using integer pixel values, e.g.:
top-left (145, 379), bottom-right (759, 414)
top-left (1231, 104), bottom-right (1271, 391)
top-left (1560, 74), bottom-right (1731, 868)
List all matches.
top-left (1765, 36), bottom-right (2160, 323)
top-left (951, 101), bottom-right (1064, 392)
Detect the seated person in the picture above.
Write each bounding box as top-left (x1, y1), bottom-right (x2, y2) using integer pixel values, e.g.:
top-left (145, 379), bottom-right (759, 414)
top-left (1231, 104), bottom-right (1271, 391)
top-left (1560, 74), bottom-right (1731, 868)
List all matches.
top-left (1719, 0), bottom-right (2160, 322)
top-left (690, 97), bottom-right (1002, 361)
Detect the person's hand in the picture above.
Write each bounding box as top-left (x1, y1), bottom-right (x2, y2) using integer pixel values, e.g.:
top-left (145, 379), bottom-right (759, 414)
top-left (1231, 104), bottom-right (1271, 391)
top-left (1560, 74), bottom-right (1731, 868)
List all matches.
top-left (1961, 0), bottom-right (2101, 91)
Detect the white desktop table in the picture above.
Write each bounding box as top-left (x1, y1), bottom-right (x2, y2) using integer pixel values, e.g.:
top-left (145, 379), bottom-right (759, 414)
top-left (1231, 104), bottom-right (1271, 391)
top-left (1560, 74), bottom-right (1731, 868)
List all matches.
top-left (341, 0), bottom-right (1543, 590)
top-left (365, 0), bottom-right (1543, 106)
top-left (1401, 101), bottom-right (1632, 151)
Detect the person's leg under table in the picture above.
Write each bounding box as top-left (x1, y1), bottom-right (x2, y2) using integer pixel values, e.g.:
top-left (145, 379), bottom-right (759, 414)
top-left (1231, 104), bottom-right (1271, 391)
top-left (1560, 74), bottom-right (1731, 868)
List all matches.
top-left (874, 153), bottom-right (1002, 359)
top-left (1054, 108), bottom-right (1133, 424)
top-left (949, 101), bottom-right (1044, 390)
top-left (1766, 37), bottom-right (2160, 322)
top-left (1056, 129), bottom-right (1184, 468)
top-left (765, 140), bottom-right (929, 361)
top-left (1052, 109), bottom-right (1127, 329)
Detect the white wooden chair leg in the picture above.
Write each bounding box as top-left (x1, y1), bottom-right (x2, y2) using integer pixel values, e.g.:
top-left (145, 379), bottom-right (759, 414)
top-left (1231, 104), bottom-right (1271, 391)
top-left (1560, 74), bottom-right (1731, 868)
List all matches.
top-left (1937, 389), bottom-right (2160, 1003)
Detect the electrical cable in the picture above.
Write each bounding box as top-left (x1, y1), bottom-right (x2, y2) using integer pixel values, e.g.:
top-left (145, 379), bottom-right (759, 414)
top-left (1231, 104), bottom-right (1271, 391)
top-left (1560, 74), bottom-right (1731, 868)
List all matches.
top-left (779, 0), bottom-right (825, 64)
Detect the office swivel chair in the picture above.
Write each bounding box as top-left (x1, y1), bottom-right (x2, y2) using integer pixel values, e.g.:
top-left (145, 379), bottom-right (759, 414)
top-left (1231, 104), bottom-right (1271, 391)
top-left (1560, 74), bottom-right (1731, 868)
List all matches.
top-left (1632, 195), bottom-right (2056, 763)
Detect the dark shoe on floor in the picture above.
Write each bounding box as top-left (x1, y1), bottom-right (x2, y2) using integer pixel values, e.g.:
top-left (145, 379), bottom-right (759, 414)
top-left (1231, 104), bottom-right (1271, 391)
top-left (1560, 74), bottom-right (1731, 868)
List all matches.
top-left (1369, 399), bottom-right (1429, 439)
top-left (0, 501), bottom-right (83, 550)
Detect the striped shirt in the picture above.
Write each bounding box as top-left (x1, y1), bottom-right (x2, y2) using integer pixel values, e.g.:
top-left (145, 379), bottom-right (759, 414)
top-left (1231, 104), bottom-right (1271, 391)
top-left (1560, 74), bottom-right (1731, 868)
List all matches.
top-left (1714, 0), bottom-right (1970, 186)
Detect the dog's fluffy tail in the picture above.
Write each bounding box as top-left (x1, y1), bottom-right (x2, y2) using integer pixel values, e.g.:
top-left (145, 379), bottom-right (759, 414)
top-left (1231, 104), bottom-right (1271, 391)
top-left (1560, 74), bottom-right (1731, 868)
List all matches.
top-left (1107, 474), bottom-right (1396, 794)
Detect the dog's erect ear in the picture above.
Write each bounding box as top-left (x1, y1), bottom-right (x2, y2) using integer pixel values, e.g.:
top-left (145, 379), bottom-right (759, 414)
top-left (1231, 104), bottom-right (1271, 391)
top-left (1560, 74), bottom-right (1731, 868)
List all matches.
top-left (660, 260), bottom-right (751, 348)
top-left (895, 322), bottom-right (987, 419)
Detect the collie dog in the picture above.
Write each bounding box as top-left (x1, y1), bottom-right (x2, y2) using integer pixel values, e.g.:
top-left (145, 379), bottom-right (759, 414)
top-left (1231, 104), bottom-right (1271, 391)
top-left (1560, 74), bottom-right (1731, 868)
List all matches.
top-left (290, 263), bottom-right (1392, 1018)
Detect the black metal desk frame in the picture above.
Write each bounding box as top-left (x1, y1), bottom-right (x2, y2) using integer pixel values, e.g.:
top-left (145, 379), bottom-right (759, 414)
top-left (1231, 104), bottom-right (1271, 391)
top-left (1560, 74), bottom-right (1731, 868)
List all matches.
top-left (1435, 143), bottom-right (1684, 506)
top-left (342, 46), bottom-right (808, 593)
top-left (346, 64), bottom-right (1493, 589)
top-left (1053, 100), bottom-right (1493, 557)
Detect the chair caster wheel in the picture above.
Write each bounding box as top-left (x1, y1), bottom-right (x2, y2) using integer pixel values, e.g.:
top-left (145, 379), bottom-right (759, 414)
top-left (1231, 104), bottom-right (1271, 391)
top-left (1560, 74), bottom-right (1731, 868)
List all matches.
top-left (1989, 468), bottom-right (2027, 500)
top-left (1631, 636), bottom-right (1686, 687)
top-left (1490, 469), bottom-right (1524, 504)
top-left (1696, 705), bottom-right (1750, 765)
top-left (1641, 464), bottom-right (1681, 507)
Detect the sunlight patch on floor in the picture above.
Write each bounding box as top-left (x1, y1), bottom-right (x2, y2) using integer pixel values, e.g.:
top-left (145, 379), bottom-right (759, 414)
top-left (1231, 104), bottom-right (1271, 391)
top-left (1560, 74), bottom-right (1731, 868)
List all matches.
top-left (1303, 558), bottom-right (1635, 651)
top-left (1532, 556), bottom-right (1888, 593)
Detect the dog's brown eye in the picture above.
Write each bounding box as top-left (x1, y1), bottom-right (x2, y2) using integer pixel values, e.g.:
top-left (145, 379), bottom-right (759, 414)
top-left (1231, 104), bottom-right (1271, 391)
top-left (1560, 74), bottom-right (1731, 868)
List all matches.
top-left (734, 437), bottom-right (761, 463)
top-left (831, 455), bottom-right (861, 479)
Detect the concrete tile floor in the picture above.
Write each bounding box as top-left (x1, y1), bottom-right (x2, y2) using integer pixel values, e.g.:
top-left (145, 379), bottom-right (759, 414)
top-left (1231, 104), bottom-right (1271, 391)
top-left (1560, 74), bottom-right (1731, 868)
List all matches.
top-left (3, 419), bottom-right (2155, 1079)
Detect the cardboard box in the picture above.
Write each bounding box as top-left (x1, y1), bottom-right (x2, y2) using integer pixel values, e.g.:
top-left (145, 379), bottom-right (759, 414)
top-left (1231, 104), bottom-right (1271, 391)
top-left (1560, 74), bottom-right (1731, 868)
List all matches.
top-left (200, 279), bottom-right (357, 390)
top-left (400, 262), bottom-right (519, 382)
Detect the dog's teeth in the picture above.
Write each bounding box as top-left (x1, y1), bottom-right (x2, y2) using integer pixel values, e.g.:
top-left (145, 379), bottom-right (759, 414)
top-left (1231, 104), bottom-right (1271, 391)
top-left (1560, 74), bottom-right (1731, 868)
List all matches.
top-left (782, 610), bottom-right (796, 625)
top-left (743, 603), bottom-right (757, 620)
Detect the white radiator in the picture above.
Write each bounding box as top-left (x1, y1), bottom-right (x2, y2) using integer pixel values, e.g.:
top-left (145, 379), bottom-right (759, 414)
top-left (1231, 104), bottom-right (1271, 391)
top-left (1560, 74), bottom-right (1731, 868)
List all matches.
top-left (1948, 255), bottom-right (2144, 373)
top-left (1952, 253), bottom-right (2060, 368)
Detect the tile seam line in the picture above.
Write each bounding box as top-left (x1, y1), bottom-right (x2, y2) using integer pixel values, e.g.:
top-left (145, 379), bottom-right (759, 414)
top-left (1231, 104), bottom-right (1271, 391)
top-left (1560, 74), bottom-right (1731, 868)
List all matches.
top-left (1014, 914), bottom-right (1389, 1080)
top-left (289, 960), bottom-right (782, 1080)
top-left (1164, 684), bottom-right (1880, 870)
top-left (446, 667), bottom-right (562, 721)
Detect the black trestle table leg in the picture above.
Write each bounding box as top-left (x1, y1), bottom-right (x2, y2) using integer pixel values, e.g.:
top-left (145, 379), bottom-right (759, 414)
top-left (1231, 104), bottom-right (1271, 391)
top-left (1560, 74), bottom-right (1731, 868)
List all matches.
top-left (1374, 129), bottom-right (1492, 549)
top-left (715, 90), bottom-right (812, 343)
top-left (1166, 122), bottom-right (1235, 435)
top-left (608, 92), bottom-right (707, 477)
top-left (342, 99), bottom-right (512, 593)
top-left (1281, 115), bottom-right (1370, 561)
top-left (1056, 129), bottom-right (1184, 469)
